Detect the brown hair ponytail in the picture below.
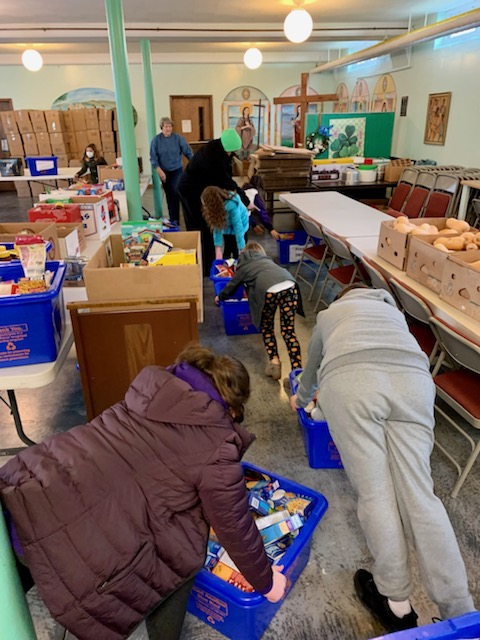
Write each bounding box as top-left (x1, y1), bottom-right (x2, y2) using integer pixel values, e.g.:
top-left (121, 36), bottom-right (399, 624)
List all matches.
top-left (175, 344), bottom-right (250, 422)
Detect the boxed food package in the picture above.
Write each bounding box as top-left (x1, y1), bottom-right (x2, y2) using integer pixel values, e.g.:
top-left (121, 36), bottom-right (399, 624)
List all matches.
top-left (406, 230), bottom-right (475, 294)
top-left (384, 159), bottom-right (412, 183)
top-left (440, 251), bottom-right (480, 321)
top-left (377, 218), bottom-right (457, 271)
top-left (28, 203), bottom-right (82, 224)
top-left (83, 231), bottom-right (203, 321)
top-left (0, 261), bottom-right (66, 368)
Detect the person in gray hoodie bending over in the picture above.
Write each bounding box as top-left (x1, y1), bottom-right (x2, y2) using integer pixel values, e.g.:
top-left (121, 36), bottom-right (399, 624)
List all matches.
top-left (215, 242), bottom-right (304, 381)
top-left (290, 285), bottom-right (475, 633)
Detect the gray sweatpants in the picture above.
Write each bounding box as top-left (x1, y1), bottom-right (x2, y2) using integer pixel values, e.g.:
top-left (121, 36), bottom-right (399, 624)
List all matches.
top-left (318, 363), bottom-right (475, 620)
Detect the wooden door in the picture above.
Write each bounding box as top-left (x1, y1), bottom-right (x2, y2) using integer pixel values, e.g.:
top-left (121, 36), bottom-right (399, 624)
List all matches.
top-left (0, 98), bottom-right (15, 191)
top-left (170, 96), bottom-right (213, 145)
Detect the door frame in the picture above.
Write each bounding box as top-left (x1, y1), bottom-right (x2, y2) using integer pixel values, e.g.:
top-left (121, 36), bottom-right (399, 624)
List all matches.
top-left (169, 95), bottom-right (214, 142)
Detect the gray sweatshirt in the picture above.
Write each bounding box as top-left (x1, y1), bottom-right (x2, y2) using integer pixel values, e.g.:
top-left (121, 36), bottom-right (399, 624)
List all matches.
top-left (295, 288), bottom-right (430, 407)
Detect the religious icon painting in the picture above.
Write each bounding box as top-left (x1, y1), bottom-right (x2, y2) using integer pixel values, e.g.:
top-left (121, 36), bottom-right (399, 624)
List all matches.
top-left (350, 80), bottom-right (370, 113)
top-left (274, 84), bottom-right (321, 147)
top-left (333, 83), bottom-right (349, 113)
top-left (424, 92), bottom-right (451, 145)
top-left (222, 86), bottom-right (270, 159)
top-left (328, 117), bottom-right (366, 159)
top-left (371, 74), bottom-right (397, 112)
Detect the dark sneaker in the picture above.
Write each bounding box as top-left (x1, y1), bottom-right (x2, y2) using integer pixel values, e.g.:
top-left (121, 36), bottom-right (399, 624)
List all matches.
top-left (354, 569), bottom-right (418, 632)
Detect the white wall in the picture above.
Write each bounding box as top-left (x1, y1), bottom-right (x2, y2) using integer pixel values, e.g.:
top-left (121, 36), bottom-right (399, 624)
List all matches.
top-left (330, 34), bottom-right (480, 167)
top-left (0, 62), bottom-right (335, 161)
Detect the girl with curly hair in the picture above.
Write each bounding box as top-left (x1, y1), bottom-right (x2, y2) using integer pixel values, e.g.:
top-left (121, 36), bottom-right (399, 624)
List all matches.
top-left (201, 185), bottom-right (249, 260)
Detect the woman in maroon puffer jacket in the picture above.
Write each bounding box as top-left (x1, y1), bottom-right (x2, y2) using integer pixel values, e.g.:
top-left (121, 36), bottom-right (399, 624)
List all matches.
top-left (0, 345), bottom-right (286, 640)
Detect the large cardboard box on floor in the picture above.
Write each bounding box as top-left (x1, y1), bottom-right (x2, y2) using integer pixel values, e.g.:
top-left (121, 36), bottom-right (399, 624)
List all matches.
top-left (84, 231), bottom-right (203, 321)
top-left (14, 110), bottom-right (33, 134)
top-left (0, 222), bottom-right (59, 260)
top-left (36, 132), bottom-right (53, 156)
top-left (29, 110), bottom-right (48, 133)
top-left (0, 111), bottom-right (18, 134)
top-left (377, 218), bottom-right (456, 271)
top-left (406, 234), bottom-right (472, 294)
top-left (6, 131), bottom-right (24, 156)
top-left (44, 110), bottom-right (63, 133)
top-left (440, 251), bottom-right (480, 321)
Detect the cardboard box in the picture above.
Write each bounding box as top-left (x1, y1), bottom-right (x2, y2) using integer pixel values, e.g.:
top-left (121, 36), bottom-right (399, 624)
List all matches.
top-left (84, 231), bottom-right (203, 321)
top-left (85, 130), bottom-right (101, 149)
top-left (63, 131), bottom-right (77, 154)
top-left (377, 218), bottom-right (456, 271)
top-left (104, 152), bottom-right (117, 165)
top-left (44, 110), bottom-right (64, 133)
top-left (84, 108), bottom-right (98, 130)
top-left (22, 133), bottom-right (39, 156)
top-left (29, 110), bottom-right (48, 133)
top-left (14, 110), bottom-right (33, 134)
top-left (98, 108), bottom-right (113, 131)
top-left (5, 132), bottom-right (24, 156)
top-left (72, 110), bottom-right (87, 131)
top-left (69, 195), bottom-right (111, 240)
top-left (101, 131), bottom-right (116, 152)
top-left (62, 111), bottom-right (74, 132)
top-left (49, 133), bottom-right (68, 156)
top-left (0, 111), bottom-right (18, 134)
top-left (75, 131), bottom-right (89, 154)
top-left (98, 165), bottom-right (125, 182)
top-left (56, 222), bottom-right (86, 258)
top-left (36, 132), bottom-right (53, 155)
top-left (56, 154), bottom-right (69, 167)
top-left (439, 251), bottom-right (480, 321)
top-left (0, 222), bottom-right (59, 260)
top-left (384, 159), bottom-right (412, 183)
top-left (406, 235), bottom-right (469, 294)
top-left (28, 202), bottom-right (82, 224)
top-left (14, 181), bottom-right (32, 198)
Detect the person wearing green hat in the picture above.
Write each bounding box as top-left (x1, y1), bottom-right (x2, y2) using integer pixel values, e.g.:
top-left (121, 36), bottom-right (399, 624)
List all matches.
top-left (178, 129), bottom-right (250, 275)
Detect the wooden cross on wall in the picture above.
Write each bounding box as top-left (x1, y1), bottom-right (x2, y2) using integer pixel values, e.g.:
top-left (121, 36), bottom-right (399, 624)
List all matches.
top-left (273, 73), bottom-right (337, 147)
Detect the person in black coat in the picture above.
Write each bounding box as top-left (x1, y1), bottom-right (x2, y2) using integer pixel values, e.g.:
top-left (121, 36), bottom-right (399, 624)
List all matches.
top-left (178, 129), bottom-right (250, 275)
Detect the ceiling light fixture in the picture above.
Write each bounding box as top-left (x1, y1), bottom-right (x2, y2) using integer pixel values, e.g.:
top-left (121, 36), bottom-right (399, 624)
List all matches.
top-left (21, 49), bottom-right (43, 72)
top-left (243, 47), bottom-right (263, 69)
top-left (284, 5), bottom-right (313, 44)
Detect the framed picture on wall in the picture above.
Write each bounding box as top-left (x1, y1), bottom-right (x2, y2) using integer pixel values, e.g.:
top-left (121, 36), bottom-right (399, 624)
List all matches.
top-left (424, 92), bottom-right (451, 145)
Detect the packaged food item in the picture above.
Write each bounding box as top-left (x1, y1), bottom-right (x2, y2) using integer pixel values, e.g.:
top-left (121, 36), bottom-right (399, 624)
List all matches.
top-left (15, 235), bottom-right (47, 281)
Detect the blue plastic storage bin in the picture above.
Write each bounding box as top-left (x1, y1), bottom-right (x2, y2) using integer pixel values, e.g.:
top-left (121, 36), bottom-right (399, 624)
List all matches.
top-left (0, 261), bottom-right (66, 368)
top-left (276, 230), bottom-right (308, 264)
top-left (25, 156), bottom-right (58, 176)
top-left (373, 612), bottom-right (480, 639)
top-left (213, 280), bottom-right (259, 335)
top-left (0, 241), bottom-right (53, 262)
top-left (187, 461), bottom-right (329, 640)
top-left (210, 259), bottom-right (233, 284)
top-left (290, 369), bottom-right (343, 469)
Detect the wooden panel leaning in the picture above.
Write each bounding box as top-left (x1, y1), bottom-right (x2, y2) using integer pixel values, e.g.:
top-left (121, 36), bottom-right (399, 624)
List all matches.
top-left (67, 298), bottom-right (198, 421)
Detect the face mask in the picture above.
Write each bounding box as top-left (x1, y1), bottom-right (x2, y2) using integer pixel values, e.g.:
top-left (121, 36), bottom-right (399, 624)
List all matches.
top-left (86, 151), bottom-right (94, 158)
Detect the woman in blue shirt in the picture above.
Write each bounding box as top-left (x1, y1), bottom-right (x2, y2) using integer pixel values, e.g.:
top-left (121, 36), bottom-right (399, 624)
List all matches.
top-left (150, 117), bottom-right (193, 223)
top-left (201, 186), bottom-right (249, 259)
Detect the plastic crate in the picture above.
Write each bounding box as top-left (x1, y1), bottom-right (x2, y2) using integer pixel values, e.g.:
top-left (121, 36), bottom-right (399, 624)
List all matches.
top-left (25, 156), bottom-right (58, 176)
top-left (187, 461), bottom-right (329, 640)
top-left (214, 280), bottom-right (259, 335)
top-left (0, 261), bottom-right (66, 368)
top-left (276, 230), bottom-right (307, 264)
top-left (289, 369), bottom-right (343, 469)
top-left (373, 612), bottom-right (480, 639)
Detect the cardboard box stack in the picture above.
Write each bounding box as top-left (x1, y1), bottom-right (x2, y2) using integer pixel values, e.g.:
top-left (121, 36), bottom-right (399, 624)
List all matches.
top-left (248, 145), bottom-right (314, 190)
top-left (0, 107), bottom-right (118, 197)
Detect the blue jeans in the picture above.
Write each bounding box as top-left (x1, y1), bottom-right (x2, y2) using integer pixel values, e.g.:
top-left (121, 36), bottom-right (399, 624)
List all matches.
top-left (163, 167), bottom-right (183, 222)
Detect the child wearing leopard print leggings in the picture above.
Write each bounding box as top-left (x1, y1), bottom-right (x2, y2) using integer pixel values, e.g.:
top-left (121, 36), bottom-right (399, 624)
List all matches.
top-left (215, 242), bottom-right (304, 381)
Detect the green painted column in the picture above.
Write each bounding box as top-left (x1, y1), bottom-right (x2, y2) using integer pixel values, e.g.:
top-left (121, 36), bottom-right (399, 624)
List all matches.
top-left (141, 39), bottom-right (163, 219)
top-left (105, 0), bottom-right (143, 221)
top-left (0, 511), bottom-right (36, 639)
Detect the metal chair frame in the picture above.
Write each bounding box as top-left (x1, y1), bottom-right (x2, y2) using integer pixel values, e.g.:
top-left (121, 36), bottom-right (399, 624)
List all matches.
top-left (293, 216), bottom-right (330, 301)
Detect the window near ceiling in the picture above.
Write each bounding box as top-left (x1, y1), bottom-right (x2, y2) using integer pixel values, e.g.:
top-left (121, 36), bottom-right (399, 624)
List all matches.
top-left (434, 3), bottom-right (479, 49)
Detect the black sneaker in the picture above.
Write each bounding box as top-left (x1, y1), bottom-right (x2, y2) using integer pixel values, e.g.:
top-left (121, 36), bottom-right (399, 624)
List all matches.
top-left (354, 569), bottom-right (418, 632)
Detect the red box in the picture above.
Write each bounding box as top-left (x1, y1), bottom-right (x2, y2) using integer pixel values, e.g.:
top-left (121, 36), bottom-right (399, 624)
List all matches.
top-left (28, 203), bottom-right (82, 224)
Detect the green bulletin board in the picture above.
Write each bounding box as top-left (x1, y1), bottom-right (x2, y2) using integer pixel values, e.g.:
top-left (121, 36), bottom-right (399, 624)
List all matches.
top-left (305, 112), bottom-right (395, 159)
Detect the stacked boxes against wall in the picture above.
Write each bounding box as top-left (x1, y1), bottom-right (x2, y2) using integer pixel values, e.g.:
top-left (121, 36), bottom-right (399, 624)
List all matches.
top-left (0, 108), bottom-right (118, 197)
top-left (248, 147), bottom-right (313, 191)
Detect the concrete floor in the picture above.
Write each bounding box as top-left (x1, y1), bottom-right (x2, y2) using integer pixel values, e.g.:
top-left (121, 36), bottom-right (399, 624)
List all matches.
top-left (0, 189), bottom-right (479, 640)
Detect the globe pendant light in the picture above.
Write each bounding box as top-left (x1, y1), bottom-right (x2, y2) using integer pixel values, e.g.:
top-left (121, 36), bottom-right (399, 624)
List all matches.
top-left (243, 47), bottom-right (263, 69)
top-left (22, 49), bottom-right (43, 72)
top-left (284, 8), bottom-right (313, 44)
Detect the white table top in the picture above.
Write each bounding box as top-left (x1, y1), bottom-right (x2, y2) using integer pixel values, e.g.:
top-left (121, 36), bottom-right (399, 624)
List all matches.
top-left (0, 168), bottom-right (79, 182)
top-left (279, 191), bottom-right (392, 237)
top-left (0, 325), bottom-right (74, 390)
top-left (347, 235), bottom-right (381, 258)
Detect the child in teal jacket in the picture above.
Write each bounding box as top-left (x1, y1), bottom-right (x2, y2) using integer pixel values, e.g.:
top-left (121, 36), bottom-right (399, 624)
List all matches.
top-left (201, 186), bottom-right (249, 259)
